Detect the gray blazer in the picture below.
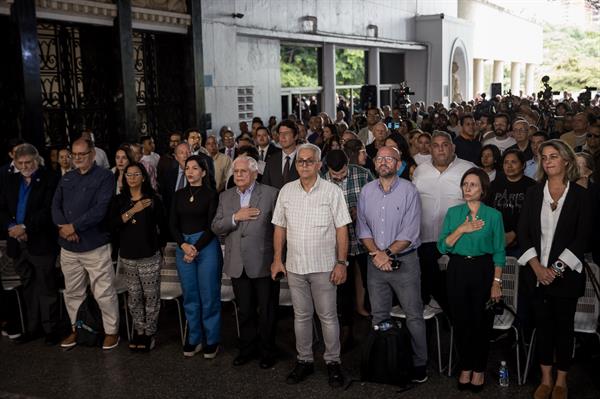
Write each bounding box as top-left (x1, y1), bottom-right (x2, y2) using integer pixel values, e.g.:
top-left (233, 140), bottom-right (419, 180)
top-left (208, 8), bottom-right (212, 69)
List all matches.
top-left (211, 182), bottom-right (279, 278)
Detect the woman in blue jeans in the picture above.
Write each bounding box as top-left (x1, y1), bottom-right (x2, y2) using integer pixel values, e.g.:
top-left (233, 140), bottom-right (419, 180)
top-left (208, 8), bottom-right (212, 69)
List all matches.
top-left (170, 155), bottom-right (222, 358)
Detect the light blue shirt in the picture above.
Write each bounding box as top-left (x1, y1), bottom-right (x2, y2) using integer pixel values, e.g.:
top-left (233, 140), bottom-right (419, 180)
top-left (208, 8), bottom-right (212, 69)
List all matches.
top-left (231, 181), bottom-right (256, 226)
top-left (524, 159), bottom-right (537, 179)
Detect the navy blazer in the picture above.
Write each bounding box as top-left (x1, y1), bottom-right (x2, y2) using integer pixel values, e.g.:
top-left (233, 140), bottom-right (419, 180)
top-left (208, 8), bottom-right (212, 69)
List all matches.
top-left (0, 168), bottom-right (59, 258)
top-left (518, 182), bottom-right (592, 298)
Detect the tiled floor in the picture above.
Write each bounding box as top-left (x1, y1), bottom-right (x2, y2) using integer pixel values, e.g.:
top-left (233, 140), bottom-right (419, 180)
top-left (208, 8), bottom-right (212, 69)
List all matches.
top-left (1, 302), bottom-right (599, 399)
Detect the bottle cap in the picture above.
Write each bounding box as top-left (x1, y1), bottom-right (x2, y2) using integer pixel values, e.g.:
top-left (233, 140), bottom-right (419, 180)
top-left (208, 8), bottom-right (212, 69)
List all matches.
top-left (500, 361), bottom-right (506, 366)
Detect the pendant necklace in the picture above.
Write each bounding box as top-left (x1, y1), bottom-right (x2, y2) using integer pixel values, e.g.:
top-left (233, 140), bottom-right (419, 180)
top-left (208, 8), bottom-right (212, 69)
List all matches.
top-left (188, 185), bottom-right (202, 203)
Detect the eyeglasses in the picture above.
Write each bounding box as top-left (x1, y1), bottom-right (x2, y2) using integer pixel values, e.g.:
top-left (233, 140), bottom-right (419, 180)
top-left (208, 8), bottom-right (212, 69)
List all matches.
top-left (374, 156), bottom-right (399, 163)
top-left (587, 133), bottom-right (600, 139)
top-left (71, 150), bottom-right (92, 159)
top-left (296, 159), bottom-right (317, 166)
top-left (125, 172), bottom-right (143, 178)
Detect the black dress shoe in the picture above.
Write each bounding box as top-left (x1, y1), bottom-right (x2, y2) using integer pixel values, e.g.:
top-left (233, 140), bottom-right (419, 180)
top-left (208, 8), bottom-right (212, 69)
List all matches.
top-left (327, 362), bottom-right (345, 388)
top-left (457, 381), bottom-right (471, 391)
top-left (285, 361), bottom-right (314, 384)
top-left (259, 356), bottom-right (276, 369)
top-left (14, 332), bottom-right (41, 344)
top-left (470, 382), bottom-right (484, 393)
top-left (233, 353), bottom-right (253, 366)
top-left (44, 332), bottom-right (61, 346)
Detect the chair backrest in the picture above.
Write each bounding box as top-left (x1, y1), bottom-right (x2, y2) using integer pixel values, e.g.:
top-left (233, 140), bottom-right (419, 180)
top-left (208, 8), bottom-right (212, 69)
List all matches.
top-left (574, 262), bottom-right (600, 333)
top-left (279, 278), bottom-right (292, 307)
top-left (501, 256), bottom-right (519, 311)
top-left (221, 272), bottom-right (235, 302)
top-left (160, 242), bottom-right (182, 299)
top-left (0, 240), bottom-right (21, 289)
top-left (114, 260), bottom-right (128, 294)
top-left (437, 255), bottom-right (449, 271)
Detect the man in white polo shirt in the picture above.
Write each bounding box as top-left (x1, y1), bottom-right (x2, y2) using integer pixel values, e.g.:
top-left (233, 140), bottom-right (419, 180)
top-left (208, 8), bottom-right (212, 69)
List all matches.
top-left (271, 143), bottom-right (351, 388)
top-left (412, 131), bottom-right (475, 309)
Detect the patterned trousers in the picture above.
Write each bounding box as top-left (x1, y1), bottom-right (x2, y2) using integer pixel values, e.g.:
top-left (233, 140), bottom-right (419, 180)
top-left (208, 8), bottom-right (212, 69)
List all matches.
top-left (120, 252), bottom-right (162, 336)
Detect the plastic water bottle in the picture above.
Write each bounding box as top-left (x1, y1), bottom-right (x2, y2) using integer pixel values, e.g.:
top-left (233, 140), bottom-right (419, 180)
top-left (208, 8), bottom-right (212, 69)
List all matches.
top-left (373, 321), bottom-right (393, 331)
top-left (499, 361), bottom-right (509, 387)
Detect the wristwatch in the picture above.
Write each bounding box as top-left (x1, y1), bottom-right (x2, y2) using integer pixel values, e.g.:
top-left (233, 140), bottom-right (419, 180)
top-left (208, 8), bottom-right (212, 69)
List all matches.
top-left (493, 277), bottom-right (502, 286)
top-left (550, 260), bottom-right (566, 276)
top-left (336, 259), bottom-right (349, 266)
top-left (384, 248), bottom-right (393, 257)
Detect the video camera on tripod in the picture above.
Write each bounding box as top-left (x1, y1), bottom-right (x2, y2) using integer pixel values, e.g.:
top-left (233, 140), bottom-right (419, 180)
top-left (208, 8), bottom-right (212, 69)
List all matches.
top-left (537, 75), bottom-right (560, 102)
top-left (578, 86), bottom-right (597, 107)
top-left (393, 82), bottom-right (415, 119)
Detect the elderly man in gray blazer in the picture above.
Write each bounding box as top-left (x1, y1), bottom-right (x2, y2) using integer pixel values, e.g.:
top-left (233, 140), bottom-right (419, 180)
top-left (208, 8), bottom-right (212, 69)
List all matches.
top-left (212, 155), bottom-right (280, 369)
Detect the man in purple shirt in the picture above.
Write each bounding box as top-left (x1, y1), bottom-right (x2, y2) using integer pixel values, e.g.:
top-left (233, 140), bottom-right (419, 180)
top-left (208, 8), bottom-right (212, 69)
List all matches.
top-left (356, 146), bottom-right (428, 384)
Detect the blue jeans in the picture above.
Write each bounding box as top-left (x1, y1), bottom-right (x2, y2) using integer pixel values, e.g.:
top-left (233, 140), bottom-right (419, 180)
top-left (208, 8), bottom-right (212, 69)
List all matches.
top-left (175, 232), bottom-right (222, 346)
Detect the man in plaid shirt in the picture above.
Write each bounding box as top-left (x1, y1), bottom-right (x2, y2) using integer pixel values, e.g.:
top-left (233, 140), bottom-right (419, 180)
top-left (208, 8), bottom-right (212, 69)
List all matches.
top-left (322, 150), bottom-right (374, 349)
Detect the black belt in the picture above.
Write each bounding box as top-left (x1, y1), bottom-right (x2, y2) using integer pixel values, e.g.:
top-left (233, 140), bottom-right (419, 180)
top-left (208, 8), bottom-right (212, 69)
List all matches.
top-left (449, 253), bottom-right (491, 261)
top-left (391, 247), bottom-right (417, 259)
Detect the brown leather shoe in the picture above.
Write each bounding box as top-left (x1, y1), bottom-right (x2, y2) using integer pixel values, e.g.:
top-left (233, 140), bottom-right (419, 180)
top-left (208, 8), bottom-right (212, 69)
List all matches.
top-left (551, 385), bottom-right (567, 399)
top-left (534, 384), bottom-right (553, 399)
top-left (60, 331), bottom-right (77, 349)
top-left (102, 334), bottom-right (120, 350)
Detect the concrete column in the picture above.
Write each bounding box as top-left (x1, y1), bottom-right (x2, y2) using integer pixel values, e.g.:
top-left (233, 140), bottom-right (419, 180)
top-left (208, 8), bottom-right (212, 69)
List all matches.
top-left (473, 58), bottom-right (484, 98)
top-left (492, 60), bottom-right (504, 83)
top-left (368, 47), bottom-right (380, 106)
top-left (525, 63), bottom-right (535, 98)
top-left (511, 62), bottom-right (521, 95)
top-left (321, 43), bottom-right (336, 119)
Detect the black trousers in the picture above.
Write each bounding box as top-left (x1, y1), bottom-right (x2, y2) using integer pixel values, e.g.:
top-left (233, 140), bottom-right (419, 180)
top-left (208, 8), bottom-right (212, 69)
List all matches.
top-left (12, 248), bottom-right (59, 334)
top-left (447, 254), bottom-right (494, 372)
top-left (231, 271), bottom-right (279, 358)
top-left (532, 288), bottom-right (578, 371)
top-left (418, 242), bottom-right (447, 309)
top-left (337, 254), bottom-right (365, 327)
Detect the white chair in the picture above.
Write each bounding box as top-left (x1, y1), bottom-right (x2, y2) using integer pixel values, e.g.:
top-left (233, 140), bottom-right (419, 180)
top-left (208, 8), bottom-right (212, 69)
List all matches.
top-left (278, 276), bottom-right (319, 342)
top-left (114, 260), bottom-right (132, 341)
top-left (523, 261), bottom-right (600, 384)
top-left (221, 272), bottom-right (240, 337)
top-left (391, 298), bottom-right (445, 373)
top-left (160, 242), bottom-right (186, 345)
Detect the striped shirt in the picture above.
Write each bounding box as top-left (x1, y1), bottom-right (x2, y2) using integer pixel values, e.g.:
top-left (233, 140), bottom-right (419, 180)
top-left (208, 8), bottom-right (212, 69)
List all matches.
top-left (272, 176), bottom-right (351, 274)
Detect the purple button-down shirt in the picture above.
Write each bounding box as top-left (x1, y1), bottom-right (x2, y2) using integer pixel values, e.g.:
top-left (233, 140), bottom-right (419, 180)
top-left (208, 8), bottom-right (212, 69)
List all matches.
top-left (356, 177), bottom-right (421, 252)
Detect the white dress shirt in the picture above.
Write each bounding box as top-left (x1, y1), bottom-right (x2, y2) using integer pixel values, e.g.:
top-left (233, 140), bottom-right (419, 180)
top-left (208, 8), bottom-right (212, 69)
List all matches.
top-left (414, 153), bottom-right (431, 165)
top-left (412, 156), bottom-right (475, 243)
top-left (518, 181), bottom-right (582, 273)
top-left (271, 177), bottom-right (351, 274)
top-left (482, 136), bottom-right (517, 154)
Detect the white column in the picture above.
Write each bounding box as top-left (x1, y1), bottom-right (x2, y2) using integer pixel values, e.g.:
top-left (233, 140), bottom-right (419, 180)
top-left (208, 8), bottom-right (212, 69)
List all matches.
top-left (473, 58), bottom-right (484, 98)
top-left (321, 43), bottom-right (336, 118)
top-left (525, 63), bottom-right (535, 98)
top-left (368, 47), bottom-right (380, 106)
top-left (511, 62), bottom-right (521, 95)
top-left (492, 60), bottom-right (504, 83)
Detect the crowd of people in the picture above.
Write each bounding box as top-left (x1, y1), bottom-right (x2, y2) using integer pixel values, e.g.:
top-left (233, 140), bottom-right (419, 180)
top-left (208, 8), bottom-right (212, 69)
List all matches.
top-left (1, 92), bottom-right (599, 397)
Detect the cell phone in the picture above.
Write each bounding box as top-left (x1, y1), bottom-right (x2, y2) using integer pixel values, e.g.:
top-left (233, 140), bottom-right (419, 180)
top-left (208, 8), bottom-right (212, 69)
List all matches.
top-left (274, 271), bottom-right (285, 281)
top-left (390, 259), bottom-right (402, 270)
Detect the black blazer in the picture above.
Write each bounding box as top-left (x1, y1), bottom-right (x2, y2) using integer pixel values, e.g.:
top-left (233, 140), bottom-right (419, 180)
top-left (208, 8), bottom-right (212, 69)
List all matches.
top-left (259, 143), bottom-right (281, 163)
top-left (261, 151), bottom-right (299, 189)
top-left (0, 168), bottom-right (59, 258)
top-left (518, 182), bottom-right (592, 298)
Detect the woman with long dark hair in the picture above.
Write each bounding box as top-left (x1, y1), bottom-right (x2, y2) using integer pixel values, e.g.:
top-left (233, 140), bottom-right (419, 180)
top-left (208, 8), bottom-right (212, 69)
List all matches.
top-left (170, 155), bottom-right (222, 358)
top-left (112, 144), bottom-right (134, 194)
top-left (518, 140), bottom-right (592, 399)
top-left (478, 144), bottom-right (502, 182)
top-left (109, 162), bottom-right (167, 351)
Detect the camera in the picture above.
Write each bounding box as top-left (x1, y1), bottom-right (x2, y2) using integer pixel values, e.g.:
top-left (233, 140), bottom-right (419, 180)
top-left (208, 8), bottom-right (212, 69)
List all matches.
top-left (537, 75), bottom-right (560, 102)
top-left (578, 86), bottom-right (597, 107)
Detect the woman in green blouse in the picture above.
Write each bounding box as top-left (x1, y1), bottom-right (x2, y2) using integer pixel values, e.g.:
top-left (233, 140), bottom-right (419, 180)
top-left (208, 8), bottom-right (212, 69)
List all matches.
top-left (438, 167), bottom-right (505, 393)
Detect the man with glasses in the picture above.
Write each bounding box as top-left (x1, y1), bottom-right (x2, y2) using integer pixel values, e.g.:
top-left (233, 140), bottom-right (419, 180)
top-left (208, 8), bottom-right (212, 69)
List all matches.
top-left (357, 146), bottom-right (428, 384)
top-left (51, 138), bottom-right (119, 350)
top-left (271, 143), bottom-right (351, 388)
top-left (507, 119), bottom-right (534, 161)
top-left (583, 123), bottom-right (600, 156)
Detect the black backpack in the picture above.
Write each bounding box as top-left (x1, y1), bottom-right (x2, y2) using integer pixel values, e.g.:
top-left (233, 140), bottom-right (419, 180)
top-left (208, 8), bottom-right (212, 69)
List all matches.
top-left (75, 295), bottom-right (104, 347)
top-left (360, 322), bottom-right (412, 387)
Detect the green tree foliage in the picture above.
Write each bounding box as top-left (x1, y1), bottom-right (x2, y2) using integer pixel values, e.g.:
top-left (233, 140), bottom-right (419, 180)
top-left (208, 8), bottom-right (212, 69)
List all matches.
top-left (539, 24), bottom-right (600, 93)
top-left (336, 49), bottom-right (366, 86)
top-left (280, 46), bottom-right (319, 88)
top-left (280, 46), bottom-right (366, 88)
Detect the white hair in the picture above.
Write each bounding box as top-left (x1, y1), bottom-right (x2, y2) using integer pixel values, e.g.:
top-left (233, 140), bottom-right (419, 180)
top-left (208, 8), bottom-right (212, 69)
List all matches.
top-left (231, 155), bottom-right (259, 173)
top-left (297, 143), bottom-right (321, 161)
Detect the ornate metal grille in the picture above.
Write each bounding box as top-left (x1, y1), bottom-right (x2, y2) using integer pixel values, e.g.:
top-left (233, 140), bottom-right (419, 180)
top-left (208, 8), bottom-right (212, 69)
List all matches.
top-left (38, 22), bottom-right (114, 148)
